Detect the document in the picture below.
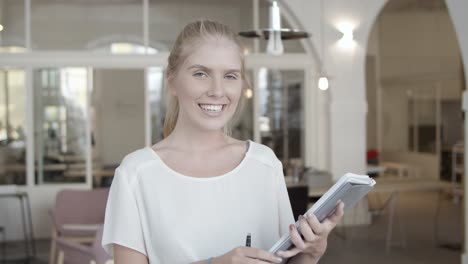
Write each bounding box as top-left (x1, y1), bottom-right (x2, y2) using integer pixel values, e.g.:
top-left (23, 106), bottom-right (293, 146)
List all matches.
top-left (269, 173), bottom-right (376, 263)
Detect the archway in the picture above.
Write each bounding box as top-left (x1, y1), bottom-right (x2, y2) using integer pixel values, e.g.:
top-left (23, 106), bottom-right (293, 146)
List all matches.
top-left (366, 0), bottom-right (465, 259)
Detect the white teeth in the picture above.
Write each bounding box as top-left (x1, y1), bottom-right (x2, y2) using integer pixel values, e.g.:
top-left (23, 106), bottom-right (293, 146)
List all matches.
top-left (199, 104), bottom-right (223, 112)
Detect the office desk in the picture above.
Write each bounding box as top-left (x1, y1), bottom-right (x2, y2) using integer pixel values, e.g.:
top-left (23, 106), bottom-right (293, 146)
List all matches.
top-left (0, 191), bottom-right (36, 263)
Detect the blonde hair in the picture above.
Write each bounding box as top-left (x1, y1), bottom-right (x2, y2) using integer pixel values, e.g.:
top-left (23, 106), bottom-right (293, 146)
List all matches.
top-left (163, 19), bottom-right (250, 138)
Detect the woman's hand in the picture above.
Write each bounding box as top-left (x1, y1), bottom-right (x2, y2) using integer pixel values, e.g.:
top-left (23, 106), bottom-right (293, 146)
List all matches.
top-left (277, 201), bottom-right (345, 262)
top-left (212, 246), bottom-right (283, 264)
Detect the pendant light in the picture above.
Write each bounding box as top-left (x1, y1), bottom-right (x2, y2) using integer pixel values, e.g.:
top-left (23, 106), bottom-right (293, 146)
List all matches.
top-left (318, 0), bottom-right (330, 91)
top-left (239, 0), bottom-right (309, 55)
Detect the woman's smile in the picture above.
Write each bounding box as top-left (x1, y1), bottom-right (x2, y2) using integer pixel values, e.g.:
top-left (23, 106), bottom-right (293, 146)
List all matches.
top-left (198, 103), bottom-right (227, 117)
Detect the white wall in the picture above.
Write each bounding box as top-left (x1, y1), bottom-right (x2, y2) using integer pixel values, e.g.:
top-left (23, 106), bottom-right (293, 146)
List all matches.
top-left (379, 11), bottom-right (463, 101)
top-left (285, 0), bottom-right (386, 179)
top-left (93, 69), bottom-right (145, 166)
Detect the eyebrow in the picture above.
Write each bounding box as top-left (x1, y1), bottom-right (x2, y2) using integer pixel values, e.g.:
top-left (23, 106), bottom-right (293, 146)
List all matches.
top-left (187, 64), bottom-right (241, 74)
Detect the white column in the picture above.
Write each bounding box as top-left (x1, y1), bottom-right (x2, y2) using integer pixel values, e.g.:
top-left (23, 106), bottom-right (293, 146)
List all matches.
top-left (25, 67), bottom-right (34, 187)
top-left (317, 89), bottom-right (330, 171)
top-left (463, 91), bottom-right (468, 264)
top-left (85, 68), bottom-right (93, 188)
top-left (330, 99), bottom-right (367, 178)
top-left (445, 1), bottom-right (468, 262)
top-left (303, 68), bottom-right (317, 168)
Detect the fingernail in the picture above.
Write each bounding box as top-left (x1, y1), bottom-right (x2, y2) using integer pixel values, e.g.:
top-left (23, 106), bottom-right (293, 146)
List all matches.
top-left (289, 224), bottom-right (294, 231)
top-left (276, 257), bottom-right (283, 263)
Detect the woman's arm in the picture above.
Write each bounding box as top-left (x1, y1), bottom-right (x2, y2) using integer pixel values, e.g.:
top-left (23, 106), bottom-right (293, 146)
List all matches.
top-left (113, 244), bottom-right (149, 264)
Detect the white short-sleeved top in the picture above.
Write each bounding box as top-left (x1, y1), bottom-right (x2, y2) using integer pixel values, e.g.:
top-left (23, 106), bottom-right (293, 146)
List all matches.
top-left (102, 140), bottom-right (295, 263)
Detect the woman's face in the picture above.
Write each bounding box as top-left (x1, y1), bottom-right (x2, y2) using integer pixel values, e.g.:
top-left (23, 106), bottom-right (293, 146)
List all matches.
top-left (169, 37), bottom-right (243, 133)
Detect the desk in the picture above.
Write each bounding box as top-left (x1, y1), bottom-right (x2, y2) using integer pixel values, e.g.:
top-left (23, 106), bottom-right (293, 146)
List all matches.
top-left (0, 191), bottom-right (36, 262)
top-left (367, 165), bottom-right (386, 175)
top-left (381, 162), bottom-right (421, 179)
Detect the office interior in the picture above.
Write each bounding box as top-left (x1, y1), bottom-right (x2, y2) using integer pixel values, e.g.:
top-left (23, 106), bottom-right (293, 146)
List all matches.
top-left (0, 0), bottom-right (466, 263)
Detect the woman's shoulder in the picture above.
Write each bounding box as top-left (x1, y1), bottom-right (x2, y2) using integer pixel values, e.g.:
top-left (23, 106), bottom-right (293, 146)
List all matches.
top-left (247, 140), bottom-right (281, 169)
top-left (116, 146), bottom-right (157, 176)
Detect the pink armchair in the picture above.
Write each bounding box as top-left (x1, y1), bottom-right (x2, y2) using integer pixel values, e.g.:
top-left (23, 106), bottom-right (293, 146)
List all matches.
top-left (56, 225), bottom-right (113, 264)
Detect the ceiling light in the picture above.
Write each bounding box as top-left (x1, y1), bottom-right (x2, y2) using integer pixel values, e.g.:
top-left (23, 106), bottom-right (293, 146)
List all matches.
top-left (318, 76), bottom-right (329, 91)
top-left (239, 1), bottom-right (309, 55)
top-left (337, 22), bottom-right (356, 49)
top-left (245, 88), bottom-right (253, 99)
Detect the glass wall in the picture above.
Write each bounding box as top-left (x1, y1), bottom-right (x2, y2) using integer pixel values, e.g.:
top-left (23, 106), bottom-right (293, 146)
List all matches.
top-left (231, 70), bottom-right (254, 141)
top-left (0, 0), bottom-right (309, 186)
top-left (257, 68), bottom-right (304, 164)
top-left (30, 0), bottom-right (143, 51)
top-left (0, 0), bottom-right (26, 50)
top-left (33, 68), bottom-right (88, 184)
top-left (91, 68), bottom-right (146, 187)
top-left (148, 67), bottom-right (165, 144)
top-left (0, 68), bottom-right (26, 185)
top-left (408, 87), bottom-right (439, 154)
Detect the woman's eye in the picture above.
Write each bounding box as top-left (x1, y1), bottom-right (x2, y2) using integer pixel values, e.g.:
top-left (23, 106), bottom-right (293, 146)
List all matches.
top-left (225, 74), bottom-right (238, 80)
top-left (194, 72), bottom-right (207, 78)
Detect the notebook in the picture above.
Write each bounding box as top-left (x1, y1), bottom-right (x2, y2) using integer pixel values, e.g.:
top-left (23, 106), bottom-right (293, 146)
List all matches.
top-left (269, 173), bottom-right (376, 263)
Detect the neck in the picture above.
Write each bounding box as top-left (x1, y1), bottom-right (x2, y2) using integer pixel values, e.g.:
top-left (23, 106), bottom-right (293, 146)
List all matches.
top-left (165, 117), bottom-right (230, 154)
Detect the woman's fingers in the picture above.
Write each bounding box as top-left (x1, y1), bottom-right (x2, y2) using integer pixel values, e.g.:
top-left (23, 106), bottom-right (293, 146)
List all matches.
top-left (276, 202), bottom-right (346, 260)
top-left (242, 247), bottom-right (283, 263)
top-left (297, 215), bottom-right (316, 241)
top-left (323, 201), bottom-right (345, 230)
top-left (305, 213), bottom-right (325, 236)
top-left (276, 247), bottom-right (302, 259)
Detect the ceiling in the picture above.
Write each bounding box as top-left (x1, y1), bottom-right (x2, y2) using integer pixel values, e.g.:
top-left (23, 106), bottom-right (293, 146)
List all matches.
top-left (383, 0), bottom-right (447, 12)
top-left (30, 0), bottom-right (267, 6)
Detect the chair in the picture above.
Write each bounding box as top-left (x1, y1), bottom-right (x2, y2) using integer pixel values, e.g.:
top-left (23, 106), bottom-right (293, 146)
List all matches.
top-left (367, 191), bottom-right (406, 252)
top-left (49, 188), bottom-right (109, 264)
top-left (56, 225), bottom-right (113, 264)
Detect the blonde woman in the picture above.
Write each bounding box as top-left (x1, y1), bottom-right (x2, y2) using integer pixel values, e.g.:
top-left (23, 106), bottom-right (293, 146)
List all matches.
top-left (102, 20), bottom-right (344, 264)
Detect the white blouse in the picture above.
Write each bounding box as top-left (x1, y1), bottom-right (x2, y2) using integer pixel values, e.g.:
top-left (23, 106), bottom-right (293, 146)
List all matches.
top-left (102, 140), bottom-right (295, 263)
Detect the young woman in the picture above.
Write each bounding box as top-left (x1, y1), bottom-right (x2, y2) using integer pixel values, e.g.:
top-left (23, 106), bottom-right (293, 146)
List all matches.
top-left (102, 19), bottom-right (344, 264)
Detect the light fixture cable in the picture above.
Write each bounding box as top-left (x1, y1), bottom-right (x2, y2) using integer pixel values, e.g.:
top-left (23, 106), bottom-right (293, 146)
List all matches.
top-left (318, 0), bottom-right (329, 91)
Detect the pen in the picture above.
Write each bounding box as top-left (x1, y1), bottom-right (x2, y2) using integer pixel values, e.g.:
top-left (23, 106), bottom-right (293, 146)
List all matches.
top-left (245, 233), bottom-right (251, 247)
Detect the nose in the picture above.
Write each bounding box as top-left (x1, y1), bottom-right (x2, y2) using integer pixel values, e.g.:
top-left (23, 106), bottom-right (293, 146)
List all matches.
top-left (207, 76), bottom-right (225, 98)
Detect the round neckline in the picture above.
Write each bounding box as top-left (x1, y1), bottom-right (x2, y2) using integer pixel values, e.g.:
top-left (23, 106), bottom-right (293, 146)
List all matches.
top-left (146, 140), bottom-right (253, 181)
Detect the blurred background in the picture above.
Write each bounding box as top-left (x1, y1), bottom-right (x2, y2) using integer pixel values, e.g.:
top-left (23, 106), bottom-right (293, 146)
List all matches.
top-left (0, 0), bottom-right (466, 263)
